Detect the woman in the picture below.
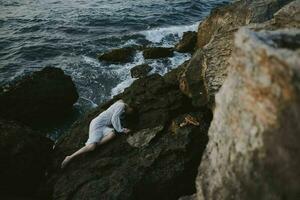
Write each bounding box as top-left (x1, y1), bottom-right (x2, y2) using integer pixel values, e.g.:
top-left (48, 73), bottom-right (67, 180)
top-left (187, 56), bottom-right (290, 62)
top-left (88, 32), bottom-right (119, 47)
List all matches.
top-left (61, 99), bottom-right (133, 168)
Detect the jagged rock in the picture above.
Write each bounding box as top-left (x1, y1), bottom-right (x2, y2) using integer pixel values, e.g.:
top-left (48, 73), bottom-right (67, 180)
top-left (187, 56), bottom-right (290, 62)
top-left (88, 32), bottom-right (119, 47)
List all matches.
top-left (197, 0), bottom-right (293, 49)
top-left (273, 0), bottom-right (300, 28)
top-left (163, 60), bottom-right (189, 86)
top-left (97, 47), bottom-right (135, 63)
top-left (143, 47), bottom-right (174, 59)
top-left (178, 50), bottom-right (208, 107)
top-left (39, 74), bottom-right (212, 200)
top-left (196, 28), bottom-right (300, 200)
top-left (130, 64), bottom-right (152, 78)
top-left (126, 126), bottom-right (163, 148)
top-left (0, 67), bottom-right (78, 127)
top-left (0, 119), bottom-right (53, 199)
top-left (175, 31), bottom-right (197, 53)
top-left (179, 0), bottom-right (294, 107)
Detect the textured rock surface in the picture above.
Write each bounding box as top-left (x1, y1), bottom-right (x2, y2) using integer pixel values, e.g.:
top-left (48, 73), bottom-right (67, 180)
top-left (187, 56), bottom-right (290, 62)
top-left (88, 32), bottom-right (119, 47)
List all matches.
top-left (0, 119), bottom-right (53, 199)
top-left (39, 74), bottom-right (212, 200)
top-left (143, 47), bottom-right (174, 59)
top-left (196, 28), bottom-right (300, 200)
top-left (180, 0), bottom-right (293, 107)
top-left (273, 0), bottom-right (300, 28)
top-left (97, 47), bottom-right (135, 63)
top-left (0, 67), bottom-right (78, 127)
top-left (175, 31), bottom-right (197, 53)
top-left (126, 125), bottom-right (163, 148)
top-left (163, 60), bottom-right (189, 86)
top-left (130, 64), bottom-right (152, 78)
top-left (178, 49), bottom-right (208, 107)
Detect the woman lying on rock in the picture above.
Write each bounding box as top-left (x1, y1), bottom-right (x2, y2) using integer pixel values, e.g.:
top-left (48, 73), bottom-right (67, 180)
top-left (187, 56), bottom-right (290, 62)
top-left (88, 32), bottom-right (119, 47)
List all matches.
top-left (61, 99), bottom-right (133, 169)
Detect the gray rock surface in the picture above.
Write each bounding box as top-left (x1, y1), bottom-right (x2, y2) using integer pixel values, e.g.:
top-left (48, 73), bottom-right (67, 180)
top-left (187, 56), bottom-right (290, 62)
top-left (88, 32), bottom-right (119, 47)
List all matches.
top-left (196, 28), bottom-right (300, 200)
top-left (127, 126), bottom-right (163, 148)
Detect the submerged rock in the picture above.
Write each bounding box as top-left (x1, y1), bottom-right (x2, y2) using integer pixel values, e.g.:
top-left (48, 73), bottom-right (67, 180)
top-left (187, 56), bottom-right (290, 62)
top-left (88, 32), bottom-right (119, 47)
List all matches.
top-left (130, 64), bottom-right (152, 78)
top-left (0, 119), bottom-right (53, 199)
top-left (97, 47), bottom-right (135, 63)
top-left (143, 47), bottom-right (174, 59)
top-left (175, 31), bottom-right (197, 53)
top-left (0, 67), bottom-right (78, 127)
top-left (196, 28), bottom-right (300, 200)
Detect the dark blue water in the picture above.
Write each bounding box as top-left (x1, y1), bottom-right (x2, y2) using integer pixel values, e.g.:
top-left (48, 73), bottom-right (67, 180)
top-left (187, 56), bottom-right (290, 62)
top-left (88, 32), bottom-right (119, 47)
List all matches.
top-left (0, 0), bottom-right (229, 115)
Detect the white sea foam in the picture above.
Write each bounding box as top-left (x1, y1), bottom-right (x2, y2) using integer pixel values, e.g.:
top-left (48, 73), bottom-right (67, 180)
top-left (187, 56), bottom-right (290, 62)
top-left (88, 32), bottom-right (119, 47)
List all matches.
top-left (110, 78), bottom-right (137, 97)
top-left (169, 52), bottom-right (190, 68)
top-left (109, 48), bottom-right (192, 97)
top-left (140, 23), bottom-right (198, 43)
top-left (79, 24), bottom-right (196, 105)
top-left (83, 56), bottom-right (102, 68)
top-left (80, 96), bottom-right (98, 108)
top-left (109, 52), bottom-right (144, 97)
top-left (121, 39), bottom-right (139, 47)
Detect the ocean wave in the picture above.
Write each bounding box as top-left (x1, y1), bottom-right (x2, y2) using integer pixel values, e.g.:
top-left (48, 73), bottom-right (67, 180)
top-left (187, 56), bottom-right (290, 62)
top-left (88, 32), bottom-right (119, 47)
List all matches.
top-left (139, 22), bottom-right (199, 44)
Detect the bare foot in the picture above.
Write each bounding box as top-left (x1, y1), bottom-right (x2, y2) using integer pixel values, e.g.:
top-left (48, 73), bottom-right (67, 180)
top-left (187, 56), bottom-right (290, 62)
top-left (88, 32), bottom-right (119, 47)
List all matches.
top-left (61, 156), bottom-right (72, 169)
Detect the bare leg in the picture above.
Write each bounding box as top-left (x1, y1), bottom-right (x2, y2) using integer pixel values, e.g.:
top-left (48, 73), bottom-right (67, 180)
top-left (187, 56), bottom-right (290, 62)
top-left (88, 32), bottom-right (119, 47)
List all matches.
top-left (61, 132), bottom-right (116, 169)
top-left (97, 131), bottom-right (116, 146)
top-left (61, 143), bottom-right (96, 169)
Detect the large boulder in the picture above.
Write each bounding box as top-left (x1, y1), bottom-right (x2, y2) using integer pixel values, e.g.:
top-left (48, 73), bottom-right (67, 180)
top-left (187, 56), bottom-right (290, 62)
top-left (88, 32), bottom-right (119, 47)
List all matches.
top-left (52, 74), bottom-right (192, 156)
top-left (180, 0), bottom-right (293, 107)
top-left (196, 28), bottom-right (300, 200)
top-left (0, 119), bottom-right (53, 199)
top-left (197, 0), bottom-right (293, 49)
top-left (0, 67), bottom-right (78, 127)
top-left (130, 64), bottom-right (152, 78)
top-left (175, 31), bottom-right (197, 53)
top-left (143, 47), bottom-right (174, 59)
top-left (39, 74), bottom-right (213, 200)
top-left (97, 47), bottom-right (135, 63)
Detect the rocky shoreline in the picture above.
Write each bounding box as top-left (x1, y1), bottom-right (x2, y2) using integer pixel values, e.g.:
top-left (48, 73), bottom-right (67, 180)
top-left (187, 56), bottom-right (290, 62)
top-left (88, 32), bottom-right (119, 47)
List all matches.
top-left (0, 0), bottom-right (299, 199)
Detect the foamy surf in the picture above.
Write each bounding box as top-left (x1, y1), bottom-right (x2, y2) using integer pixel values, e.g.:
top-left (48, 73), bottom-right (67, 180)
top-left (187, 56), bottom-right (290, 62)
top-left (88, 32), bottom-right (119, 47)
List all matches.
top-left (140, 23), bottom-right (199, 44)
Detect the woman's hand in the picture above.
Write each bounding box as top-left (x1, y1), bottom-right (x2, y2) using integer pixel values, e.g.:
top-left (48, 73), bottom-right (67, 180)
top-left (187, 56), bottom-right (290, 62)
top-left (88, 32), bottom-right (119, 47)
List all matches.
top-left (123, 128), bottom-right (131, 134)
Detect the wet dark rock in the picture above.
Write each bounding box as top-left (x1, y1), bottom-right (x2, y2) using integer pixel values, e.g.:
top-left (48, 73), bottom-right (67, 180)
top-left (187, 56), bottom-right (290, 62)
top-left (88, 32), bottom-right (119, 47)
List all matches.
top-left (163, 60), bottom-right (189, 86)
top-left (175, 31), bottom-right (197, 53)
top-left (0, 119), bottom-right (53, 199)
top-left (0, 67), bottom-right (78, 127)
top-left (126, 125), bottom-right (163, 148)
top-left (97, 47), bottom-right (135, 63)
top-left (143, 47), bottom-right (174, 59)
top-left (38, 74), bottom-right (213, 200)
top-left (130, 64), bottom-right (152, 78)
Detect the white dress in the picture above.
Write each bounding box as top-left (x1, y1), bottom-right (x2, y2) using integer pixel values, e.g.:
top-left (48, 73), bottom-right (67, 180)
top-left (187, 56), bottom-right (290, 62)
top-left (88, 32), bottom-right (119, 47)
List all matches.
top-left (85, 100), bottom-right (125, 145)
